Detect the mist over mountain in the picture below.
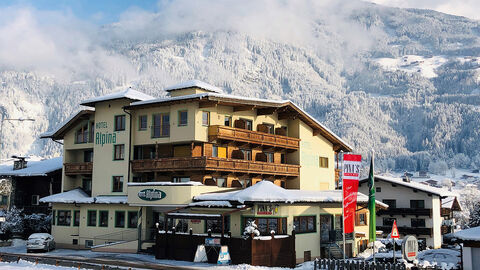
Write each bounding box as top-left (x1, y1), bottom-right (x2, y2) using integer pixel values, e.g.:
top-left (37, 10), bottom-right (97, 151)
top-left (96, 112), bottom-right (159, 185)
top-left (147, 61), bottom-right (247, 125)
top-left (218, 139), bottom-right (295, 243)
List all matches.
top-left (0, 1), bottom-right (479, 173)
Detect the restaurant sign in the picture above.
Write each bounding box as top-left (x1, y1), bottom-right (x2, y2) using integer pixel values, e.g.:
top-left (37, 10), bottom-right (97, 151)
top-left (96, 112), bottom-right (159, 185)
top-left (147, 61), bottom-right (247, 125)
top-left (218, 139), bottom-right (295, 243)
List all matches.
top-left (257, 204), bottom-right (278, 215)
top-left (138, 189), bottom-right (166, 201)
top-left (402, 235), bottom-right (419, 262)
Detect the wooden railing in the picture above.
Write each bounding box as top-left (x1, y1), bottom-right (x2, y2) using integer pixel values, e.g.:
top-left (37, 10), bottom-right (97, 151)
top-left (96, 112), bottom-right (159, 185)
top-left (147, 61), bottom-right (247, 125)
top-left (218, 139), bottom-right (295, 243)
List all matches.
top-left (377, 226), bottom-right (432, 236)
top-left (64, 162), bottom-right (93, 175)
top-left (377, 208), bottom-right (432, 217)
top-left (131, 157), bottom-right (300, 177)
top-left (208, 125), bottom-right (300, 150)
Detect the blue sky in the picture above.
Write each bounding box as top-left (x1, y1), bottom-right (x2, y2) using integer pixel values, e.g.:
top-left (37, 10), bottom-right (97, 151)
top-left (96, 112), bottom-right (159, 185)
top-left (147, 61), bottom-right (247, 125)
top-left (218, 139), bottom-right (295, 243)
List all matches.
top-left (2, 0), bottom-right (160, 24)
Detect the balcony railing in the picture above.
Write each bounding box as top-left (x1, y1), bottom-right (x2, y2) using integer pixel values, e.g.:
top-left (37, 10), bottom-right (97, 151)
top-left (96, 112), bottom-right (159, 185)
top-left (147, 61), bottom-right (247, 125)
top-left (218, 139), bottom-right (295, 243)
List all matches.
top-left (377, 208), bottom-right (432, 217)
top-left (64, 162), bottom-right (93, 175)
top-left (208, 125), bottom-right (300, 150)
top-left (131, 157), bottom-right (300, 177)
top-left (377, 226), bottom-right (432, 236)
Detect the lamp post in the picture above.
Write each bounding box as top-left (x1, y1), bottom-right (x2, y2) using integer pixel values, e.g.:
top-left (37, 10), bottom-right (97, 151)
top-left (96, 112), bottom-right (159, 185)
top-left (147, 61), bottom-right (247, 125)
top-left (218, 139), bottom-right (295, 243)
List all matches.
top-left (0, 111), bottom-right (35, 154)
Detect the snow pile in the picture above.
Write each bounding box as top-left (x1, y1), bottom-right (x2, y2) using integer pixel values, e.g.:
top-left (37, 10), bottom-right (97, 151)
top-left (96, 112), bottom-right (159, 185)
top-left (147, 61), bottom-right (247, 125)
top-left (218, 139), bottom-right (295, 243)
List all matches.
top-left (376, 55), bottom-right (448, 78)
top-left (243, 221), bottom-right (260, 237)
top-left (357, 241), bottom-right (387, 259)
top-left (80, 87), bottom-right (154, 106)
top-left (189, 201), bottom-right (233, 208)
top-left (0, 156), bottom-right (62, 177)
top-left (39, 188), bottom-right (127, 204)
top-left (417, 248), bottom-right (460, 269)
top-left (128, 181), bottom-right (203, 186)
top-left (369, 175), bottom-right (457, 197)
top-left (452, 226), bottom-right (480, 241)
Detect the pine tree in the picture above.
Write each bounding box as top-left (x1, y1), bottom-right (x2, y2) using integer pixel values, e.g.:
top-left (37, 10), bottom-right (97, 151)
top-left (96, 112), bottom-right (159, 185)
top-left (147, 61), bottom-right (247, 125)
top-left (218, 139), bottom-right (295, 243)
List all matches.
top-left (468, 202), bottom-right (480, 228)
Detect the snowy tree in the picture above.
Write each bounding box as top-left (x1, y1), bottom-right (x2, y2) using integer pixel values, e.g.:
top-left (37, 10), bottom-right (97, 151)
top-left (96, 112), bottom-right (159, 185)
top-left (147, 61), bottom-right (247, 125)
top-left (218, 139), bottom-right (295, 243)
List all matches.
top-left (23, 213), bottom-right (51, 236)
top-left (243, 220), bottom-right (260, 237)
top-left (468, 202), bottom-right (480, 228)
top-left (429, 160), bottom-right (448, 175)
top-left (0, 207), bottom-right (24, 236)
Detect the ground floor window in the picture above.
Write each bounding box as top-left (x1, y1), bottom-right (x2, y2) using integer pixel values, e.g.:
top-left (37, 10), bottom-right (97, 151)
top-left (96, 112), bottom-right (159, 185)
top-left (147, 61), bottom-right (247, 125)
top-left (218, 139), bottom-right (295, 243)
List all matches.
top-left (99, 211), bottom-right (109, 227)
top-left (115, 211), bottom-right (126, 228)
top-left (205, 216), bottom-right (230, 233)
top-left (243, 217), bottom-right (287, 235)
top-left (294, 216), bottom-right (316, 233)
top-left (57, 210), bottom-right (71, 226)
top-left (73, 210), bottom-right (80, 226)
top-left (87, 210), bottom-right (97, 226)
top-left (128, 211), bottom-right (138, 228)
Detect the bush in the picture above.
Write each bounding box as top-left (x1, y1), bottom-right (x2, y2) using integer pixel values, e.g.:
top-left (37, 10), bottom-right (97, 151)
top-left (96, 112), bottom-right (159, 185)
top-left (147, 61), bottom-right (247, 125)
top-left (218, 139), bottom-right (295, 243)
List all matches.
top-left (0, 207), bottom-right (51, 239)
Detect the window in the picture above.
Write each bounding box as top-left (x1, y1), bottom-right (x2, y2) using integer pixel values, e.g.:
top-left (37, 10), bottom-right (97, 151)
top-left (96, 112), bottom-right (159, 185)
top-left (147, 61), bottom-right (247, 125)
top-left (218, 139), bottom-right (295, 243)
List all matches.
top-left (57, 210), bottom-right (71, 226)
top-left (382, 199), bottom-right (396, 209)
top-left (241, 149), bottom-right (252, 160)
top-left (216, 178), bottom-right (227, 187)
top-left (266, 152), bottom-right (274, 163)
top-left (172, 177), bottom-right (190, 183)
top-left (75, 123), bottom-right (89, 143)
top-left (115, 211), bottom-right (126, 228)
top-left (82, 178), bottom-right (92, 196)
top-left (294, 216), bottom-right (316, 233)
top-left (239, 179), bottom-right (251, 188)
top-left (73, 239), bottom-right (78, 245)
top-left (244, 217), bottom-right (287, 235)
top-left (212, 145), bottom-right (218, 157)
top-left (178, 110), bottom-right (188, 126)
top-left (152, 113), bottom-right (170, 138)
top-left (376, 187), bottom-right (382, 192)
top-left (224, 116), bottom-right (232, 127)
top-left (263, 123), bottom-right (274, 134)
top-left (112, 176), bottom-right (124, 192)
top-left (84, 150), bottom-right (93, 162)
top-left (206, 216), bottom-right (230, 233)
top-left (128, 211), bottom-right (138, 228)
top-left (383, 217), bottom-right (396, 226)
top-left (87, 210), bottom-right (97, 226)
top-left (85, 240), bottom-right (93, 248)
top-left (73, 211), bottom-right (80, 227)
top-left (410, 200), bottom-right (425, 209)
top-left (0, 195), bottom-right (7, 205)
top-left (139, 115), bottom-right (147, 130)
top-left (114, 115), bottom-right (126, 131)
top-left (88, 121), bottom-right (94, 143)
top-left (52, 210), bottom-right (56, 225)
top-left (356, 213), bottom-right (367, 226)
top-left (281, 153), bottom-right (286, 164)
top-left (411, 218), bottom-right (426, 227)
top-left (244, 119), bottom-right (253, 130)
top-left (31, 195), bottom-right (39, 206)
top-left (334, 215), bottom-right (342, 230)
top-left (114, 144), bottom-right (125, 160)
top-left (319, 157), bottom-right (329, 168)
top-left (202, 111), bottom-right (210, 126)
top-left (98, 211), bottom-right (109, 227)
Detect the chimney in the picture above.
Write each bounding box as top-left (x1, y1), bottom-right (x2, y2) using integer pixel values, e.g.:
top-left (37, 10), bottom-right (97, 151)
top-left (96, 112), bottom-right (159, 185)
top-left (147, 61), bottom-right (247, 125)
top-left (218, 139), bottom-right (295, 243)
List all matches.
top-left (402, 172), bottom-right (410, 182)
top-left (12, 156), bottom-right (27, 170)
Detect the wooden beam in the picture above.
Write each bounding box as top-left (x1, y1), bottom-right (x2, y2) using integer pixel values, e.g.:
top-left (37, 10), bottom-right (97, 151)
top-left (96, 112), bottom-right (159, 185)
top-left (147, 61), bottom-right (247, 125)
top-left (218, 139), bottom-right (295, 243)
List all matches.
top-left (257, 107), bottom-right (276, 115)
top-left (199, 101), bottom-right (218, 108)
top-left (278, 111), bottom-right (298, 120)
top-left (233, 105), bottom-right (256, 112)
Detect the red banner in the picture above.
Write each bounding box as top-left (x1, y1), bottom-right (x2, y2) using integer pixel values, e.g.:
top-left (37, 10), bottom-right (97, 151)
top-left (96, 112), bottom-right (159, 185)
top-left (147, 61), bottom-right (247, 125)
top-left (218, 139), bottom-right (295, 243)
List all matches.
top-left (342, 154), bottom-right (362, 234)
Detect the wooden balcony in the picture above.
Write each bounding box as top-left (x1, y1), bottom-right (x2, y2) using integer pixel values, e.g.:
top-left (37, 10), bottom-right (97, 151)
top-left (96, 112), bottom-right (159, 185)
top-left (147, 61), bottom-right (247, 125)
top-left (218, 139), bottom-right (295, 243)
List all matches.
top-left (131, 157), bottom-right (300, 177)
top-left (208, 125), bottom-right (300, 150)
top-left (377, 208), bottom-right (432, 217)
top-left (64, 162), bottom-right (93, 175)
top-left (377, 226), bottom-right (432, 236)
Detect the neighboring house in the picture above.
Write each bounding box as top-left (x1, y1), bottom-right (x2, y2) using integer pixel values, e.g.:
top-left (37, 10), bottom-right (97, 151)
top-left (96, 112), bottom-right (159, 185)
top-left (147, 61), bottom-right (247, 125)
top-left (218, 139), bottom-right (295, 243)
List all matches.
top-left (452, 226), bottom-right (480, 270)
top-left (0, 156), bottom-right (62, 214)
top-left (358, 175), bottom-right (459, 249)
top-left (40, 80), bottom-right (377, 262)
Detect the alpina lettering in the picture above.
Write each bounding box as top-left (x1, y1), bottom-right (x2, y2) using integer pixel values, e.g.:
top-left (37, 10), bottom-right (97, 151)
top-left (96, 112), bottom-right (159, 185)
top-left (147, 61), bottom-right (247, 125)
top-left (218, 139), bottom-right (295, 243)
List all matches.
top-left (95, 132), bottom-right (117, 146)
top-left (138, 189), bottom-right (166, 201)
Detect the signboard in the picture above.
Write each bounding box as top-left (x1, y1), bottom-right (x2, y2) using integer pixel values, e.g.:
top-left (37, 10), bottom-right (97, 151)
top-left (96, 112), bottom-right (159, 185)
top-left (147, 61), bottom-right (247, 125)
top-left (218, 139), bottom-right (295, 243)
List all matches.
top-left (256, 204), bottom-right (278, 215)
top-left (342, 154), bottom-right (362, 234)
top-left (205, 238), bottom-right (221, 246)
top-left (217, 246), bottom-right (231, 265)
top-left (137, 189), bottom-right (166, 201)
top-left (402, 235), bottom-right (418, 262)
top-left (391, 220), bottom-right (400, 239)
top-left (194, 245), bottom-right (208, 262)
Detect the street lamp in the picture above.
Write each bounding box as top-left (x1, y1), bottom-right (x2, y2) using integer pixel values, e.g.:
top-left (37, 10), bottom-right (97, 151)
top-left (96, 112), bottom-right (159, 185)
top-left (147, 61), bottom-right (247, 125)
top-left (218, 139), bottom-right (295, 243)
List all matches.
top-left (0, 112), bottom-right (35, 153)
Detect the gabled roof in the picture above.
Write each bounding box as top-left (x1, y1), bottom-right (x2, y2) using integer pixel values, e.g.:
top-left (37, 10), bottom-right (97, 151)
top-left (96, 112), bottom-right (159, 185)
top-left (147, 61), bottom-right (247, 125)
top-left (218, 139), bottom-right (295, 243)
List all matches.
top-left (40, 109), bottom-right (94, 140)
top-left (165, 80), bottom-right (223, 93)
top-left (39, 188), bottom-right (127, 204)
top-left (0, 156), bottom-right (62, 177)
top-left (193, 181), bottom-right (388, 208)
top-left (359, 175), bottom-right (457, 197)
top-left (127, 92), bottom-right (352, 151)
top-left (80, 87), bottom-right (154, 107)
top-left (441, 196), bottom-right (462, 211)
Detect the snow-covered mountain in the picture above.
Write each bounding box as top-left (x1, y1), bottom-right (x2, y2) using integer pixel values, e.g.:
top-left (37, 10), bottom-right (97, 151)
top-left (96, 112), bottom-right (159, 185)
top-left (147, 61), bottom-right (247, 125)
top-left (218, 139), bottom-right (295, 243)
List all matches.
top-left (1, 2), bottom-right (479, 172)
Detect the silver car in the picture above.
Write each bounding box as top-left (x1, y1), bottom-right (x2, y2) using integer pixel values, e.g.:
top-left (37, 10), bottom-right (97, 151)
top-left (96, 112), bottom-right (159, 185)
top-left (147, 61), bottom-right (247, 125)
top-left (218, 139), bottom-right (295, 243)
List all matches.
top-left (26, 233), bottom-right (55, 252)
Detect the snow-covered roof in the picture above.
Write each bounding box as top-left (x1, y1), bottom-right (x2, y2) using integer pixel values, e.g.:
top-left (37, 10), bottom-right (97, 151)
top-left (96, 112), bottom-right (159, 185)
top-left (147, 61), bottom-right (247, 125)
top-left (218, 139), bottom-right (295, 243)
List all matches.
top-left (0, 156), bottom-right (62, 177)
top-left (40, 109), bottom-right (94, 139)
top-left (453, 226), bottom-right (480, 241)
top-left (128, 91), bottom-right (351, 151)
top-left (441, 196), bottom-right (461, 211)
top-left (189, 201), bottom-right (235, 208)
top-left (39, 188), bottom-right (127, 204)
top-left (165, 80), bottom-right (223, 93)
top-left (127, 181), bottom-right (203, 186)
top-left (81, 87), bottom-right (154, 107)
top-left (360, 175), bottom-right (458, 197)
top-left (194, 181), bottom-right (388, 207)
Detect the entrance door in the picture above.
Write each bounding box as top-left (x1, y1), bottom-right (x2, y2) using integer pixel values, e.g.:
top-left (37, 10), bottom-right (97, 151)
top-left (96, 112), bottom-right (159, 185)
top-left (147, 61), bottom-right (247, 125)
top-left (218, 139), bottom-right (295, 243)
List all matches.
top-left (320, 215), bottom-right (333, 243)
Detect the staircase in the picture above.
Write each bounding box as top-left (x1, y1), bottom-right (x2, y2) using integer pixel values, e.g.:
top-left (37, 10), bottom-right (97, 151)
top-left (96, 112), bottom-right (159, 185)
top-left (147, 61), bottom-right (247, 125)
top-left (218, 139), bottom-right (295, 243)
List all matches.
top-left (326, 243), bottom-right (345, 259)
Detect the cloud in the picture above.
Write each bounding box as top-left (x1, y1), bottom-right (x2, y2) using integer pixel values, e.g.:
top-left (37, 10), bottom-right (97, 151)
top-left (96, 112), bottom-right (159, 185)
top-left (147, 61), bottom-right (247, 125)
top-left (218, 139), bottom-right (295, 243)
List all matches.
top-left (369, 0), bottom-right (480, 20)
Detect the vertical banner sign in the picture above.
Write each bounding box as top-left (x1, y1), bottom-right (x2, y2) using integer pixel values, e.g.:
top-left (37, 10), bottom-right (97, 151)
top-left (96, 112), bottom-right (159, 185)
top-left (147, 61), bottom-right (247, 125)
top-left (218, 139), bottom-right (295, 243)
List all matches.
top-left (342, 154), bottom-right (362, 234)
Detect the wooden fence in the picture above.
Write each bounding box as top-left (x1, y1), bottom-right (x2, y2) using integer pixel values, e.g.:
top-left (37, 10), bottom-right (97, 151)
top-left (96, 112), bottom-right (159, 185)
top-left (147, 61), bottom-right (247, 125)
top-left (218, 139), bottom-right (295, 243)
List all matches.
top-left (314, 259), bottom-right (407, 270)
top-left (155, 230), bottom-right (296, 268)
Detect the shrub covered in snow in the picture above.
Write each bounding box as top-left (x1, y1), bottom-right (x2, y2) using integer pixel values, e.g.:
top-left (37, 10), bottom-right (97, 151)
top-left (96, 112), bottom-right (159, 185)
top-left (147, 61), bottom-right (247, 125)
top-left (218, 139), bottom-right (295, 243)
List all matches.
top-left (0, 208), bottom-right (51, 239)
top-left (0, 207), bottom-right (24, 236)
top-left (243, 220), bottom-right (260, 237)
top-left (467, 202), bottom-right (480, 228)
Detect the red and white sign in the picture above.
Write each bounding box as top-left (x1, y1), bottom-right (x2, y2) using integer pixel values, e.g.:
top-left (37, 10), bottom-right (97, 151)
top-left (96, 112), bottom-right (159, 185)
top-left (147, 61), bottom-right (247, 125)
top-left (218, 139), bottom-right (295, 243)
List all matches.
top-left (391, 220), bottom-right (400, 239)
top-left (342, 154), bottom-right (362, 234)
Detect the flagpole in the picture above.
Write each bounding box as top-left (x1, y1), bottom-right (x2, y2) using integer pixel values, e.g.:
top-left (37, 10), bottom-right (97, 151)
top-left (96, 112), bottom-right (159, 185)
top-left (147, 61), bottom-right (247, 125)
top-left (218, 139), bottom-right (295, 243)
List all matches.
top-left (340, 151), bottom-right (346, 260)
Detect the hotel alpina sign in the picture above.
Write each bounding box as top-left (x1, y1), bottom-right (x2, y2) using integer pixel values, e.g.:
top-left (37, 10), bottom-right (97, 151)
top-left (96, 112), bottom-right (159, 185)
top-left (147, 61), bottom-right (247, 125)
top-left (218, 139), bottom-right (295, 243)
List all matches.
top-left (138, 189), bottom-right (166, 201)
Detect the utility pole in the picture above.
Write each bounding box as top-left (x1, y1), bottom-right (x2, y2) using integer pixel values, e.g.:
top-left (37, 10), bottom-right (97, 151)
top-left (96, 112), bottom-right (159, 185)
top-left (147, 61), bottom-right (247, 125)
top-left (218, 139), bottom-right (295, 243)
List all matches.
top-left (0, 110), bottom-right (35, 156)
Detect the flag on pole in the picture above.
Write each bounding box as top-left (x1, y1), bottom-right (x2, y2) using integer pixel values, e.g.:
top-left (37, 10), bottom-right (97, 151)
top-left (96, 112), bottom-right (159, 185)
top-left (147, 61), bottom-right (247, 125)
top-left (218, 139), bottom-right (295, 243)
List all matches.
top-left (368, 153), bottom-right (376, 243)
top-left (342, 154), bottom-right (362, 234)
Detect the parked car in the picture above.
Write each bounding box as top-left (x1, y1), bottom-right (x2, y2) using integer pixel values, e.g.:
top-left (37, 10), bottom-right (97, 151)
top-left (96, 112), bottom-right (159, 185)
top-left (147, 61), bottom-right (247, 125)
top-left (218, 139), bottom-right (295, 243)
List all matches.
top-left (26, 233), bottom-right (55, 252)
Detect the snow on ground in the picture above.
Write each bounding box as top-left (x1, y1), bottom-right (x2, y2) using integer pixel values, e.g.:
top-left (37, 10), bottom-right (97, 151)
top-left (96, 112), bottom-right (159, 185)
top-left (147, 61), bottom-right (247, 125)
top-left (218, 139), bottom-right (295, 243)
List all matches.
top-left (0, 260), bottom-right (90, 270)
top-left (417, 248), bottom-right (461, 270)
top-left (375, 55), bottom-right (447, 78)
